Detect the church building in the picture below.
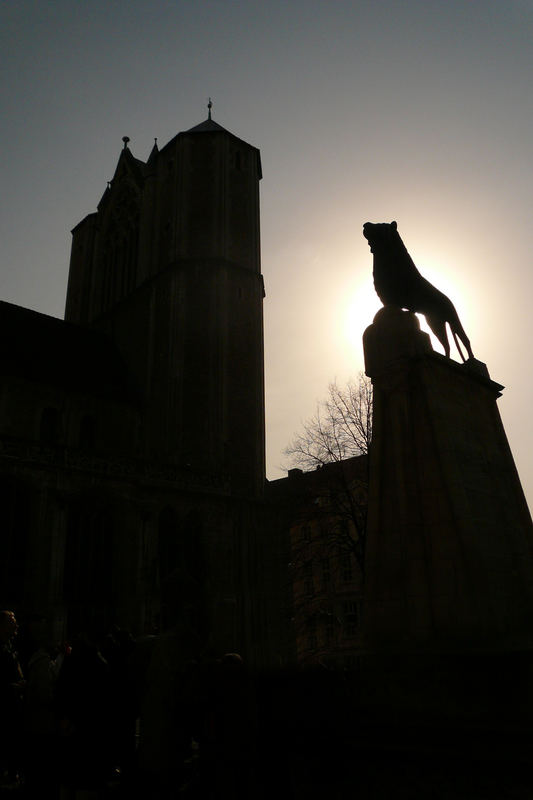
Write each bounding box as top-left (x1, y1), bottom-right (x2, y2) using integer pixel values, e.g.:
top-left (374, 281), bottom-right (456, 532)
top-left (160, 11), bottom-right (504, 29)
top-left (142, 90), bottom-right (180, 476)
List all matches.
top-left (0, 111), bottom-right (291, 667)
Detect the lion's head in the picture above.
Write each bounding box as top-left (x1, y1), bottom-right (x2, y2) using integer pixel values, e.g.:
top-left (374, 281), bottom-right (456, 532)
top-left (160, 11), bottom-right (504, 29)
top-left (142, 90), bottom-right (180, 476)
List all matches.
top-left (363, 221), bottom-right (399, 254)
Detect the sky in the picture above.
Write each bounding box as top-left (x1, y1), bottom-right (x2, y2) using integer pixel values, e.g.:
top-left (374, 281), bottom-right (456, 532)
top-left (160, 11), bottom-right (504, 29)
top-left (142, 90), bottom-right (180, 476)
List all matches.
top-left (1, 0), bottom-right (533, 510)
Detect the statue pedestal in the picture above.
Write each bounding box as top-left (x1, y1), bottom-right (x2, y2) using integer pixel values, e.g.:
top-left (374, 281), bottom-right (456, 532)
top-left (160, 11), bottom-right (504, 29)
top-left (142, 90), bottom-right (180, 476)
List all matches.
top-left (355, 306), bottom-right (533, 769)
top-left (363, 306), bottom-right (533, 653)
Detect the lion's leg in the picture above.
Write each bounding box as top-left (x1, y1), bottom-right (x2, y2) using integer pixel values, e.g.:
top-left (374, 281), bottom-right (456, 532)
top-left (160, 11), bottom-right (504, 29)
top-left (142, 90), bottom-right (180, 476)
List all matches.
top-left (451, 330), bottom-right (467, 362)
top-left (451, 322), bottom-right (474, 361)
top-left (425, 314), bottom-right (450, 358)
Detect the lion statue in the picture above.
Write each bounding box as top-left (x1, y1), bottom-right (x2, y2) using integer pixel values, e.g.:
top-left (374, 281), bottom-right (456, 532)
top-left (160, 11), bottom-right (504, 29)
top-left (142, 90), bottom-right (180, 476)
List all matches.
top-left (363, 220), bottom-right (474, 362)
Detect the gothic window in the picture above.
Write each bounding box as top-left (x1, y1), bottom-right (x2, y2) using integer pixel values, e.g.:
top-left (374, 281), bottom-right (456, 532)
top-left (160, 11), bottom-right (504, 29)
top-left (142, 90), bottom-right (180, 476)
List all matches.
top-left (303, 560), bottom-right (314, 597)
top-left (324, 608), bottom-right (337, 645)
top-left (342, 601), bottom-right (358, 637)
top-left (100, 184), bottom-right (140, 313)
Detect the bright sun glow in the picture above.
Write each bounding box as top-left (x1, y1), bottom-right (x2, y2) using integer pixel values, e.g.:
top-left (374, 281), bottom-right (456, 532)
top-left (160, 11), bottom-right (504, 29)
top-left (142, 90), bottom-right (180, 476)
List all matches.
top-left (414, 254), bottom-right (476, 358)
top-left (339, 256), bottom-right (476, 363)
top-left (342, 276), bottom-right (382, 352)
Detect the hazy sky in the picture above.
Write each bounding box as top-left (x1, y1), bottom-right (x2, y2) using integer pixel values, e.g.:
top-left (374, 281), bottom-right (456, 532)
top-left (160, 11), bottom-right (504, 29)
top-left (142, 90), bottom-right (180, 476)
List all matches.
top-left (2, 0), bottom-right (533, 509)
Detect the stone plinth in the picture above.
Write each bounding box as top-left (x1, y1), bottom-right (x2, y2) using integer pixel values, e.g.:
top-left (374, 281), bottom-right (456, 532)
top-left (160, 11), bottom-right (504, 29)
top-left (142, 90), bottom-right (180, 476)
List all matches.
top-left (362, 306), bottom-right (533, 653)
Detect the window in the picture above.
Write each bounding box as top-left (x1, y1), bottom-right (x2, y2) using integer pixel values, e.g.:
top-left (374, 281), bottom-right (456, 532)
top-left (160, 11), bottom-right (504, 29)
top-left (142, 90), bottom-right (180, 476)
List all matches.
top-left (343, 601), bottom-right (358, 637)
top-left (306, 615), bottom-right (317, 651)
top-left (100, 188), bottom-right (140, 312)
top-left (303, 560), bottom-right (314, 596)
top-left (325, 609), bottom-right (337, 645)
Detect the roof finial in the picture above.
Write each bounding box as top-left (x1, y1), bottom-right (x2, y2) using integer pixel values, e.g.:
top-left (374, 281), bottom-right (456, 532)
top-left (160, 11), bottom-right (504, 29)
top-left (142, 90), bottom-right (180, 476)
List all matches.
top-left (122, 136), bottom-right (130, 149)
top-left (207, 97), bottom-right (213, 120)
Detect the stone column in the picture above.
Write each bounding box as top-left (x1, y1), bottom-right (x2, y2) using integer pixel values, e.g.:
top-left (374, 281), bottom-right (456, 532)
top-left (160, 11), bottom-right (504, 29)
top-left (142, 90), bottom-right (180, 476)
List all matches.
top-left (362, 306), bottom-right (533, 653)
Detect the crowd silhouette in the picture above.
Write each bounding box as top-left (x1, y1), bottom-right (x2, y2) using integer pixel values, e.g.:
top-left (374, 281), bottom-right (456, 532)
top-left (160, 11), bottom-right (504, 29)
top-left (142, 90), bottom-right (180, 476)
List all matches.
top-left (0, 610), bottom-right (291, 799)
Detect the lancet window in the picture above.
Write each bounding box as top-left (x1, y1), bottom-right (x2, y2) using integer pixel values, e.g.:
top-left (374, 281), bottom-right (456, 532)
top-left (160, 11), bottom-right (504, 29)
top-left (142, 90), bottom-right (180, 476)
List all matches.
top-left (100, 184), bottom-right (140, 313)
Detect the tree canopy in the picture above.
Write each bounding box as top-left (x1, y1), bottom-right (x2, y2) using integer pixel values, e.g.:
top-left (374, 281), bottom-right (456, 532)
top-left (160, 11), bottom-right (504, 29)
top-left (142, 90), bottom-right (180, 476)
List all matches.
top-left (284, 372), bottom-right (372, 470)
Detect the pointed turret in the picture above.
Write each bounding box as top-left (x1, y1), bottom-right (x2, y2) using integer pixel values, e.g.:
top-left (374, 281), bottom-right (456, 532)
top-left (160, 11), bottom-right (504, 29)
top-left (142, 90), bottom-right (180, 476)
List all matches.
top-left (146, 138), bottom-right (159, 169)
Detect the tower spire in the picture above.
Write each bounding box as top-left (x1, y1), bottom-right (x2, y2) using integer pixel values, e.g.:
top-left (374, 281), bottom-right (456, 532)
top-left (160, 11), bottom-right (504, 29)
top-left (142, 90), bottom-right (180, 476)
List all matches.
top-left (207, 97), bottom-right (213, 120)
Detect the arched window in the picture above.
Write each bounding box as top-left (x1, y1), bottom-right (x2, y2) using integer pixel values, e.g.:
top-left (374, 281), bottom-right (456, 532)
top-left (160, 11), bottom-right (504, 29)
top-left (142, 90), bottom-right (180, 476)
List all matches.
top-left (100, 185), bottom-right (140, 314)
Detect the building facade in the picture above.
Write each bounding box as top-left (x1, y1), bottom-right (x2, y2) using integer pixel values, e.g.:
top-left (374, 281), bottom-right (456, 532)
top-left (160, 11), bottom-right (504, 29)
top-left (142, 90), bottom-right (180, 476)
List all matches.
top-left (0, 113), bottom-right (291, 667)
top-left (268, 456), bottom-right (367, 668)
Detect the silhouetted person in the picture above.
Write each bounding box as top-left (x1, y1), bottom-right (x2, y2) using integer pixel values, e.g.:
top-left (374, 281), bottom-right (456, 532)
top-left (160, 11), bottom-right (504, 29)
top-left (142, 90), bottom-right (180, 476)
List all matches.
top-left (0, 610), bottom-right (26, 788)
top-left (100, 627), bottom-right (138, 781)
top-left (55, 630), bottom-right (115, 793)
top-left (23, 619), bottom-right (64, 796)
top-left (135, 628), bottom-right (199, 798)
top-left (201, 653), bottom-right (258, 799)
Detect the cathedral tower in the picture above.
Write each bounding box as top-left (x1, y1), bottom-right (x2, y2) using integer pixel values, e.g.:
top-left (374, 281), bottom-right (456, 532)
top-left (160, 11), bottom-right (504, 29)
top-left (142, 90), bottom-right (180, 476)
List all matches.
top-left (65, 112), bottom-right (265, 496)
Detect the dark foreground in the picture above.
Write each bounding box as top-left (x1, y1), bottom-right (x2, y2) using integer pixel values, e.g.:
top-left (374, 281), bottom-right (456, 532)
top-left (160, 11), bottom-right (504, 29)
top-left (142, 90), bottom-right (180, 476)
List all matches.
top-left (2, 740), bottom-right (533, 800)
top-left (4, 653), bottom-right (533, 798)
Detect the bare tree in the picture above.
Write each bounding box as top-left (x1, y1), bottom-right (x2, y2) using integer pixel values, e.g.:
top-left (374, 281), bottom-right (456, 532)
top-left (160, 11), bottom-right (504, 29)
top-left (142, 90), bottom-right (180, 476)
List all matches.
top-left (285, 373), bottom-right (372, 469)
top-left (282, 374), bottom-right (372, 667)
top-left (284, 373), bottom-right (372, 572)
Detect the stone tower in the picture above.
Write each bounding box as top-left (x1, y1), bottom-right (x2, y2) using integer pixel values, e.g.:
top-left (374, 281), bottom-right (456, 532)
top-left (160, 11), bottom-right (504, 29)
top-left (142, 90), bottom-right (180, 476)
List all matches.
top-left (65, 113), bottom-right (265, 496)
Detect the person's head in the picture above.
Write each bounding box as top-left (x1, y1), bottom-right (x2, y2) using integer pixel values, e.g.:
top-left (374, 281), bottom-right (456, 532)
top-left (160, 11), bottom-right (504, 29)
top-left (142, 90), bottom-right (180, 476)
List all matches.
top-left (220, 652), bottom-right (244, 674)
top-left (0, 611), bottom-right (18, 644)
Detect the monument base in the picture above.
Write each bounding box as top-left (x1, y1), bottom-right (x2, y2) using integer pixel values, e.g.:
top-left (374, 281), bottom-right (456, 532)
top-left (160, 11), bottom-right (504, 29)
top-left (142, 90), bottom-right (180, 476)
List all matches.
top-left (362, 306), bottom-right (533, 654)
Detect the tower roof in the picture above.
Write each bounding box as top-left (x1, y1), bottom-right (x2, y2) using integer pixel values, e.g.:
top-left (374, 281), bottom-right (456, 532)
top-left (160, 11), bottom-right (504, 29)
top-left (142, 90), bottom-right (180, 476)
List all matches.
top-left (186, 117), bottom-right (229, 134)
top-left (175, 113), bottom-right (262, 179)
